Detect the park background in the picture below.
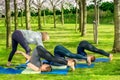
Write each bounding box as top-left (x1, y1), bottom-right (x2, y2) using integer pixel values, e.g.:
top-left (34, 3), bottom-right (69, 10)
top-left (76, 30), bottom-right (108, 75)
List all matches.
top-left (0, 0), bottom-right (120, 80)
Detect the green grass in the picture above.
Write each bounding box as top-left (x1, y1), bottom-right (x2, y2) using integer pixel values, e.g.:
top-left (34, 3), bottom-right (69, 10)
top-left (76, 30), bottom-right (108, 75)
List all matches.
top-left (0, 23), bottom-right (120, 80)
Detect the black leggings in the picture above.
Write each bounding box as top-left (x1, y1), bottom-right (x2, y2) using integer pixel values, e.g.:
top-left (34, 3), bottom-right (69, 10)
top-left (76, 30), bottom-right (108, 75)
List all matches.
top-left (77, 40), bottom-right (110, 57)
top-left (8, 30), bottom-right (31, 62)
top-left (54, 45), bottom-right (87, 60)
top-left (36, 46), bottom-right (68, 65)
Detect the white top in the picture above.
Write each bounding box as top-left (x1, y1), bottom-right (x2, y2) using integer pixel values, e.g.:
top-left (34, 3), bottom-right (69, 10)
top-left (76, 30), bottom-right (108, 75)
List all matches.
top-left (20, 30), bottom-right (44, 47)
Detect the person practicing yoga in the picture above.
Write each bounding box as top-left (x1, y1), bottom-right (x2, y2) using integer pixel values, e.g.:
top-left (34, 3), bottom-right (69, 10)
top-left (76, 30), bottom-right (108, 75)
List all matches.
top-left (7, 30), bottom-right (49, 66)
top-left (54, 45), bottom-right (93, 65)
top-left (16, 45), bottom-right (76, 72)
top-left (77, 40), bottom-right (112, 61)
top-left (54, 40), bottom-right (113, 65)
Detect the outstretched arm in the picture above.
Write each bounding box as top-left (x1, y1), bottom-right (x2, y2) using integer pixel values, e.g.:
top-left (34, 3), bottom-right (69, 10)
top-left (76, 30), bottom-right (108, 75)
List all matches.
top-left (15, 51), bottom-right (31, 60)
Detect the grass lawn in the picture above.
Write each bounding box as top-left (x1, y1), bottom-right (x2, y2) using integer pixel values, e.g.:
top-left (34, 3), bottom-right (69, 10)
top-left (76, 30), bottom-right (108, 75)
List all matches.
top-left (0, 23), bottom-right (120, 80)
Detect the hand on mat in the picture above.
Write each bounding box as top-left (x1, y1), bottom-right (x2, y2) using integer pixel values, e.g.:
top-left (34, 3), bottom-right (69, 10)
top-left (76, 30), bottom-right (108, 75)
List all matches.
top-left (109, 54), bottom-right (113, 61)
top-left (67, 59), bottom-right (76, 71)
top-left (87, 55), bottom-right (96, 66)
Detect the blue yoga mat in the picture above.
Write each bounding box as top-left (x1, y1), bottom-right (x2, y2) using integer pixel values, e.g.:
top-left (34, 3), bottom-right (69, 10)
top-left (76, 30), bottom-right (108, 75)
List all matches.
top-left (95, 58), bottom-right (110, 62)
top-left (75, 63), bottom-right (94, 68)
top-left (41, 68), bottom-right (68, 75)
top-left (0, 66), bottom-right (22, 74)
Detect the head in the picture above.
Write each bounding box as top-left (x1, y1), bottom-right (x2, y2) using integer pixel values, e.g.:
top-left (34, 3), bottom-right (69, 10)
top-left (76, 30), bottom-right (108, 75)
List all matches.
top-left (90, 55), bottom-right (96, 62)
top-left (40, 64), bottom-right (52, 72)
top-left (41, 32), bottom-right (50, 41)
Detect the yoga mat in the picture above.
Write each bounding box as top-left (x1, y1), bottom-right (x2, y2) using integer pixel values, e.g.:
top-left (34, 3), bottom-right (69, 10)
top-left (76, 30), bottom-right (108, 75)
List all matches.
top-left (0, 66), bottom-right (22, 74)
top-left (21, 67), bottom-right (41, 74)
top-left (16, 63), bottom-right (67, 70)
top-left (75, 63), bottom-right (94, 68)
top-left (21, 67), bottom-right (68, 75)
top-left (16, 62), bottom-right (68, 74)
top-left (94, 58), bottom-right (110, 62)
top-left (41, 68), bottom-right (68, 75)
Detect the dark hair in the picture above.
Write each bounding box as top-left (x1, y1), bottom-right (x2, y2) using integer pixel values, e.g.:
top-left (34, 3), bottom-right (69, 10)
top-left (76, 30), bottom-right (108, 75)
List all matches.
top-left (91, 56), bottom-right (96, 62)
top-left (46, 65), bottom-right (52, 72)
top-left (73, 59), bottom-right (76, 66)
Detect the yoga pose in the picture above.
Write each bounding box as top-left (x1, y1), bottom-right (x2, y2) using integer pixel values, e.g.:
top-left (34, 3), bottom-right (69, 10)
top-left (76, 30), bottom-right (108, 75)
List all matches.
top-left (16, 45), bottom-right (76, 72)
top-left (7, 30), bottom-right (49, 66)
top-left (54, 45), bottom-right (93, 65)
top-left (77, 40), bottom-right (112, 60)
top-left (54, 40), bottom-right (113, 65)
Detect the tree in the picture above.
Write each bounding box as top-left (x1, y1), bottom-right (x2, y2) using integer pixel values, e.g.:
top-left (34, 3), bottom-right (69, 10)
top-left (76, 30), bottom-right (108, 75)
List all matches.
top-left (17, 0), bottom-right (24, 27)
top-left (99, 1), bottom-right (114, 13)
top-left (5, 0), bottom-right (11, 48)
top-left (75, 0), bottom-right (78, 31)
top-left (48, 0), bottom-right (62, 28)
top-left (81, 0), bottom-right (87, 36)
top-left (32, 0), bottom-right (47, 29)
top-left (14, 0), bottom-right (18, 30)
top-left (93, 0), bottom-right (99, 44)
top-left (112, 0), bottom-right (120, 52)
top-left (61, 3), bottom-right (64, 25)
top-left (77, 0), bottom-right (87, 36)
top-left (25, 0), bottom-right (31, 30)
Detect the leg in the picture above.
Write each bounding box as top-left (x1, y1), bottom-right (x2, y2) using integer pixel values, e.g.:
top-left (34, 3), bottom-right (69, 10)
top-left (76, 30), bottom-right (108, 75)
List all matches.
top-left (14, 30), bottom-right (31, 55)
top-left (79, 40), bottom-right (110, 57)
top-left (54, 45), bottom-right (87, 60)
top-left (37, 46), bottom-right (67, 65)
top-left (7, 38), bottom-right (18, 66)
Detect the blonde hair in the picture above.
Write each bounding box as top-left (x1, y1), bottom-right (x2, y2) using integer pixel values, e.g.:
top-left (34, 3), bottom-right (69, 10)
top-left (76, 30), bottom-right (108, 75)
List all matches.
top-left (41, 32), bottom-right (49, 41)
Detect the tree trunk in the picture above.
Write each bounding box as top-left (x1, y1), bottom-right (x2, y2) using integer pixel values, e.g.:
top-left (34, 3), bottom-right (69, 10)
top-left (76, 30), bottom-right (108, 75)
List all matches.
top-left (38, 8), bottom-right (42, 29)
top-left (21, 9), bottom-right (23, 27)
top-left (43, 10), bottom-right (46, 25)
top-left (75, 0), bottom-right (78, 32)
top-left (61, 3), bottom-right (64, 25)
top-left (25, 0), bottom-right (31, 30)
top-left (5, 0), bottom-right (11, 48)
top-left (53, 6), bottom-right (56, 28)
top-left (78, 0), bottom-right (83, 32)
top-left (81, 0), bottom-right (86, 36)
top-left (14, 0), bottom-right (18, 30)
top-left (97, 4), bottom-right (100, 25)
top-left (113, 0), bottom-right (120, 52)
top-left (93, 0), bottom-right (98, 44)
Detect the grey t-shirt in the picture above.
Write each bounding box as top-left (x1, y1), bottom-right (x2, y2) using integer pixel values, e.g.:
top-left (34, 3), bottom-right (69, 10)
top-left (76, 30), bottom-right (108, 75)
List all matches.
top-left (20, 30), bottom-right (44, 47)
top-left (30, 48), bottom-right (41, 67)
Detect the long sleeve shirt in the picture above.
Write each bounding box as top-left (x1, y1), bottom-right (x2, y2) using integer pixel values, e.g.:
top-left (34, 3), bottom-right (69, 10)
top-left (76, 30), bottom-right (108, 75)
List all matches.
top-left (20, 30), bottom-right (44, 47)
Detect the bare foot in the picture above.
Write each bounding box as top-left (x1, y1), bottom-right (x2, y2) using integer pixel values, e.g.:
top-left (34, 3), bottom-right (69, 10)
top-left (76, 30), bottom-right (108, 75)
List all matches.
top-left (109, 54), bottom-right (113, 61)
top-left (67, 59), bottom-right (76, 71)
top-left (6, 62), bottom-right (11, 67)
top-left (87, 56), bottom-right (91, 66)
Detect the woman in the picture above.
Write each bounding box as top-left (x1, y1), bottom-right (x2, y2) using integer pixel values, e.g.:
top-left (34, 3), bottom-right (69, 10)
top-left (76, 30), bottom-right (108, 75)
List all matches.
top-left (7, 30), bottom-right (49, 66)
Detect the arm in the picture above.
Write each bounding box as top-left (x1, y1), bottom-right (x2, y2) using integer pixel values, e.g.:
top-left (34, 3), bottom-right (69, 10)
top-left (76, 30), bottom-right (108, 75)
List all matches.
top-left (15, 51), bottom-right (31, 60)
